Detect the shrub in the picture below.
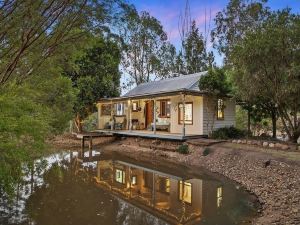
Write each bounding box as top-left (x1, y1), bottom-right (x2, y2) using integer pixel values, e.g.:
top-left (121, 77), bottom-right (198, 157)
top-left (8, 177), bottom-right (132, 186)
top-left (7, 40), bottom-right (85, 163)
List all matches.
top-left (177, 144), bottom-right (189, 154)
top-left (212, 126), bottom-right (246, 139)
top-left (202, 147), bottom-right (210, 156)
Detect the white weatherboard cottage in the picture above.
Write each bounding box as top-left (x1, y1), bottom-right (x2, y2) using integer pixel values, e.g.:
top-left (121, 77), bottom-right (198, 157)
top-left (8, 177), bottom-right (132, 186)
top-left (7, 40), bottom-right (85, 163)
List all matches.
top-left (96, 72), bottom-right (235, 140)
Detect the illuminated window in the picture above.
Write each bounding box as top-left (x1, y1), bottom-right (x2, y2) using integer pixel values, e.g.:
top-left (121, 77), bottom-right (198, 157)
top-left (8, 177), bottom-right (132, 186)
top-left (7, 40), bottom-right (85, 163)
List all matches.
top-left (160, 100), bottom-right (171, 118)
top-left (114, 103), bottom-right (125, 116)
top-left (178, 102), bottom-right (193, 124)
top-left (217, 186), bottom-right (223, 208)
top-left (217, 99), bottom-right (224, 120)
top-left (179, 181), bottom-right (192, 204)
top-left (158, 177), bottom-right (170, 193)
top-left (131, 175), bottom-right (137, 185)
top-left (132, 101), bottom-right (138, 112)
top-left (115, 169), bottom-right (125, 184)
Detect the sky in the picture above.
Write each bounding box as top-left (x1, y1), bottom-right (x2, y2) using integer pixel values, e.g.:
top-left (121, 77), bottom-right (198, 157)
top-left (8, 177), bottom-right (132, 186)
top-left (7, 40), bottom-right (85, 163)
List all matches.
top-left (128, 0), bottom-right (300, 65)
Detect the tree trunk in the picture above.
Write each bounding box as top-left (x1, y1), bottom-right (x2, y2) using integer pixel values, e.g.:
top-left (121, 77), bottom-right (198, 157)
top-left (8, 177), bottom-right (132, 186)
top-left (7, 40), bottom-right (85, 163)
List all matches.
top-left (271, 109), bottom-right (277, 139)
top-left (75, 113), bottom-right (83, 133)
top-left (247, 109), bottom-right (251, 137)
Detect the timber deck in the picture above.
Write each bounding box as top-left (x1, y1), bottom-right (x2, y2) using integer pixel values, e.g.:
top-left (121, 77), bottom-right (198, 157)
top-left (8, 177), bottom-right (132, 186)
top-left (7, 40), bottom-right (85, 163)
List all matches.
top-left (95, 129), bottom-right (207, 141)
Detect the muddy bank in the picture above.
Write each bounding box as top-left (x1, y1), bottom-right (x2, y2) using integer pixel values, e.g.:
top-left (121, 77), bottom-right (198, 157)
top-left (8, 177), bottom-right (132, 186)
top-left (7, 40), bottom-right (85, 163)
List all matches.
top-left (97, 137), bottom-right (300, 225)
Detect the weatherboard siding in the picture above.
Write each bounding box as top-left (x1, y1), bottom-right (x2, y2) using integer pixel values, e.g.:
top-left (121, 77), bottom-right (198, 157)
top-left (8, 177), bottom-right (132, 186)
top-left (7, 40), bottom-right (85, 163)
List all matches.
top-left (202, 97), bottom-right (236, 135)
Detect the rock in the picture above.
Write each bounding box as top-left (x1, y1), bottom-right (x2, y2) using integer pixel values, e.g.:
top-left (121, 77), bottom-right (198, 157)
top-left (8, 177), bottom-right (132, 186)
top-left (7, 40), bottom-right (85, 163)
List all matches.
top-left (247, 140), bottom-right (252, 145)
top-left (232, 140), bottom-right (237, 143)
top-left (269, 143), bottom-right (275, 148)
top-left (297, 136), bottom-right (300, 145)
top-left (237, 140), bottom-right (242, 144)
top-left (263, 159), bottom-right (271, 168)
top-left (275, 143), bottom-right (290, 150)
top-left (242, 140), bottom-right (247, 144)
top-left (263, 142), bottom-right (269, 147)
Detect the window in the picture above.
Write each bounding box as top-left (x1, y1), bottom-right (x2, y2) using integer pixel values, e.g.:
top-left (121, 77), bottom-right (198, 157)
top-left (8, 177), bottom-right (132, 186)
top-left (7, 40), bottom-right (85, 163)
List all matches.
top-left (132, 101), bottom-right (138, 112)
top-left (101, 104), bottom-right (111, 116)
top-left (115, 169), bottom-right (125, 184)
top-left (114, 103), bottom-right (125, 116)
top-left (179, 181), bottom-right (192, 204)
top-left (131, 175), bottom-right (137, 185)
top-left (178, 102), bottom-right (193, 124)
top-left (157, 177), bottom-right (170, 193)
top-left (217, 186), bottom-right (223, 208)
top-left (159, 100), bottom-right (171, 118)
top-left (217, 99), bottom-right (224, 120)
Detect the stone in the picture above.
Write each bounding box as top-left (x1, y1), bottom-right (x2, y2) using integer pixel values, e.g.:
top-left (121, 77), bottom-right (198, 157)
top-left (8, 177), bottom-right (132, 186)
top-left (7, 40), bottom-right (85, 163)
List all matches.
top-left (232, 140), bottom-right (237, 143)
top-left (237, 140), bottom-right (242, 144)
top-left (263, 142), bottom-right (269, 147)
top-left (269, 143), bottom-right (275, 148)
top-left (242, 140), bottom-right (247, 144)
top-left (247, 140), bottom-right (252, 145)
top-left (297, 136), bottom-right (300, 145)
top-left (275, 143), bottom-right (290, 150)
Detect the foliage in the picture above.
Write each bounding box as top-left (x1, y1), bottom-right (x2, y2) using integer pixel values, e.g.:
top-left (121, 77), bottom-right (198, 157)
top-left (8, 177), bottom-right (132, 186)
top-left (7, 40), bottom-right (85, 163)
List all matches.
top-left (0, 0), bottom-right (116, 85)
top-left (64, 37), bottom-right (121, 131)
top-left (202, 148), bottom-right (211, 156)
top-left (212, 0), bottom-right (270, 60)
top-left (118, 7), bottom-right (176, 85)
top-left (199, 68), bottom-right (232, 96)
top-left (212, 126), bottom-right (246, 140)
top-left (176, 144), bottom-right (189, 154)
top-left (230, 9), bottom-right (300, 141)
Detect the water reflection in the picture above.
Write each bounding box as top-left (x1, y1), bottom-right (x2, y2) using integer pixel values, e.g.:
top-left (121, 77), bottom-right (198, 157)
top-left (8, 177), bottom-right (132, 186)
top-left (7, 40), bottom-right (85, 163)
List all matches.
top-left (0, 151), bottom-right (258, 225)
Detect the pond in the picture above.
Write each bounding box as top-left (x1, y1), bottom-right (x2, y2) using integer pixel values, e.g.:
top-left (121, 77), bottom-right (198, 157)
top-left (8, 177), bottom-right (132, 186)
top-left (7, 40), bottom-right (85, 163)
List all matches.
top-left (0, 150), bottom-right (259, 225)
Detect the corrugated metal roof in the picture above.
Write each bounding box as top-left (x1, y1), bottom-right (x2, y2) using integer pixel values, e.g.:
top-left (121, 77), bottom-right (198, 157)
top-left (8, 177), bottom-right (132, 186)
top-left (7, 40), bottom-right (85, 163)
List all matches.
top-left (123, 71), bottom-right (207, 97)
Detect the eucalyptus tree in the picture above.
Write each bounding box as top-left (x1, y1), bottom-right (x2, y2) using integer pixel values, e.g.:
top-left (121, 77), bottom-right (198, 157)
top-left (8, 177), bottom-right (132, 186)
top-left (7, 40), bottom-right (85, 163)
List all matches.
top-left (230, 9), bottom-right (300, 141)
top-left (118, 6), bottom-right (176, 85)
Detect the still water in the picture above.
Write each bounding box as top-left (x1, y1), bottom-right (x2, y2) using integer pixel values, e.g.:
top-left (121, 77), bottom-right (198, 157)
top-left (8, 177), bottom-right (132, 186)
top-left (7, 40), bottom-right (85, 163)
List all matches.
top-left (0, 151), bottom-right (259, 225)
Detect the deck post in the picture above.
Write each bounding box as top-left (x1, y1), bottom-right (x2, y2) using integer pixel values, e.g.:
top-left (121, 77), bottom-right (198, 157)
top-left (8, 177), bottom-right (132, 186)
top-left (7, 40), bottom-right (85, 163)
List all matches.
top-left (153, 98), bottom-right (156, 134)
top-left (129, 99), bottom-right (132, 132)
top-left (81, 137), bottom-right (85, 157)
top-left (88, 137), bottom-right (92, 158)
top-left (182, 93), bottom-right (186, 137)
top-left (111, 100), bottom-right (114, 130)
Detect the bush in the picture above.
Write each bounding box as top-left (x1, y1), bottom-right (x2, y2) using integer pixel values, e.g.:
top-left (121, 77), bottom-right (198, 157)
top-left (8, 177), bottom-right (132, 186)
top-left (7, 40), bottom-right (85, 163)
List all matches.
top-left (177, 144), bottom-right (189, 154)
top-left (202, 147), bottom-right (210, 156)
top-left (212, 126), bottom-right (246, 139)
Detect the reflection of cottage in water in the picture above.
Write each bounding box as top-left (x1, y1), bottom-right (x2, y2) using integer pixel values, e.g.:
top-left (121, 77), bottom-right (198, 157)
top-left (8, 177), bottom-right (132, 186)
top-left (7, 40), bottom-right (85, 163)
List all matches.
top-left (93, 159), bottom-right (225, 225)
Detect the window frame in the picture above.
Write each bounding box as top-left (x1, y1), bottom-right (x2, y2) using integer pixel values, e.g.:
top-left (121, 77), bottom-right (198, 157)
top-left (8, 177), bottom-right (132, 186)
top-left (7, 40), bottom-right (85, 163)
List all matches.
top-left (159, 99), bottom-right (171, 118)
top-left (114, 102), bottom-right (125, 116)
top-left (178, 181), bottom-right (192, 205)
top-left (178, 102), bottom-right (193, 125)
top-left (115, 168), bottom-right (126, 184)
top-left (132, 101), bottom-right (139, 112)
top-left (217, 99), bottom-right (225, 120)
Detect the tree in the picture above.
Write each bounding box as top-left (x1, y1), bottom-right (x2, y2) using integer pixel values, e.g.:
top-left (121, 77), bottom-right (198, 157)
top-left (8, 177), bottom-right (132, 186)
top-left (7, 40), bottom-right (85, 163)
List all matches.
top-left (199, 68), bottom-right (232, 134)
top-left (64, 37), bottom-right (121, 132)
top-left (0, 0), bottom-right (127, 86)
top-left (118, 7), bottom-right (175, 85)
top-left (212, 0), bottom-right (270, 62)
top-left (230, 9), bottom-right (300, 141)
top-left (183, 20), bottom-right (207, 74)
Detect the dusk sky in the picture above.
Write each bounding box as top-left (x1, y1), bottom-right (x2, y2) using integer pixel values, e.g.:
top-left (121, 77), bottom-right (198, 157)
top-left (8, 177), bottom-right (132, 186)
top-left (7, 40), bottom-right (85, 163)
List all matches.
top-left (129, 0), bottom-right (300, 64)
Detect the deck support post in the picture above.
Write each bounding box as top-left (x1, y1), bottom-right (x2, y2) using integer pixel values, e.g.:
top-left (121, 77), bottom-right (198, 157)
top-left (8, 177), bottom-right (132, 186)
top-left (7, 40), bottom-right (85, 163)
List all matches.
top-left (153, 98), bottom-right (156, 134)
top-left (81, 137), bottom-right (85, 157)
top-left (129, 99), bottom-right (132, 132)
top-left (111, 100), bottom-right (114, 131)
top-left (88, 137), bottom-right (92, 158)
top-left (181, 93), bottom-right (186, 137)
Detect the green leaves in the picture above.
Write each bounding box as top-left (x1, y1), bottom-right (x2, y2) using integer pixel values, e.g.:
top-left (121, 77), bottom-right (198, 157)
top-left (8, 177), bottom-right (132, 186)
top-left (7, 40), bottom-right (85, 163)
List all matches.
top-left (199, 68), bottom-right (232, 96)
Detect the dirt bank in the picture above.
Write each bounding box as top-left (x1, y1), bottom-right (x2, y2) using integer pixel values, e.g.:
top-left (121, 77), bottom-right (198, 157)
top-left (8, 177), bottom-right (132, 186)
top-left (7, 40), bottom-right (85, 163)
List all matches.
top-left (50, 135), bottom-right (300, 224)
